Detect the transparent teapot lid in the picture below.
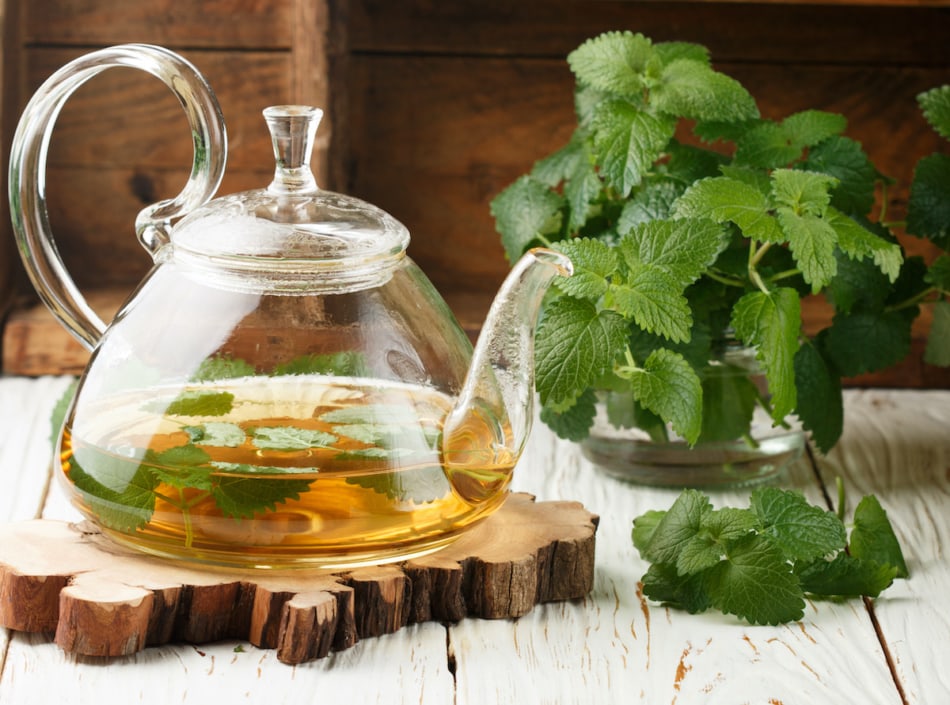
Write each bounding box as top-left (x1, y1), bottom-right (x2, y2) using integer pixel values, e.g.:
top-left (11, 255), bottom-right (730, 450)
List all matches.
top-left (169, 106), bottom-right (409, 290)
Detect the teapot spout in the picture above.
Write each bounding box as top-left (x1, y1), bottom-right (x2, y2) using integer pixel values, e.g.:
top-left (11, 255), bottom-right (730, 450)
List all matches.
top-left (442, 248), bottom-right (571, 498)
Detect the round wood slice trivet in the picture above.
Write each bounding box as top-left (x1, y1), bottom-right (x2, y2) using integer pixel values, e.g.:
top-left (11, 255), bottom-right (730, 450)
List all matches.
top-left (0, 493), bottom-right (598, 664)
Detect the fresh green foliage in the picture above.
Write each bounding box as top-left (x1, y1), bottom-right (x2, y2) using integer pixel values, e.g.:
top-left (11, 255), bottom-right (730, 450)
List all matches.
top-left (491, 30), bottom-right (950, 453)
top-left (632, 487), bottom-right (907, 625)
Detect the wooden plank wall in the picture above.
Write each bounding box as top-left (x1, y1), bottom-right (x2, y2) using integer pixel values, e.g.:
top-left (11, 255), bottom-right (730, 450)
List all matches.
top-left (0, 0), bottom-right (342, 317)
top-left (2, 0), bottom-right (950, 387)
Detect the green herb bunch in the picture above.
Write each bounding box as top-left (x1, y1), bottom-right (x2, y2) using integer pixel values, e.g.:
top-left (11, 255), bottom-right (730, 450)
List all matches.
top-left (632, 485), bottom-right (908, 625)
top-left (491, 30), bottom-right (950, 452)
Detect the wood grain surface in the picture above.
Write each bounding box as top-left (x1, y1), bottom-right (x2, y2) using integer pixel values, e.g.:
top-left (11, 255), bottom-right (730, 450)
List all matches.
top-left (0, 494), bottom-right (597, 665)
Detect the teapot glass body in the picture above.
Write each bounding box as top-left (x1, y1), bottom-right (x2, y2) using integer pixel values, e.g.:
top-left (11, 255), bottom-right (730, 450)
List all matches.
top-left (9, 46), bottom-right (569, 568)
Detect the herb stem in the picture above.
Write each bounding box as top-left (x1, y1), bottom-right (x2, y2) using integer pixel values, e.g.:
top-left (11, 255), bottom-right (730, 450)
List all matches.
top-left (767, 268), bottom-right (802, 284)
top-left (751, 242), bottom-right (772, 268)
top-left (836, 477), bottom-right (846, 522)
top-left (885, 286), bottom-right (938, 313)
top-left (750, 268), bottom-right (771, 295)
top-left (535, 232), bottom-right (554, 247)
top-left (748, 242), bottom-right (771, 294)
top-left (706, 269), bottom-right (746, 288)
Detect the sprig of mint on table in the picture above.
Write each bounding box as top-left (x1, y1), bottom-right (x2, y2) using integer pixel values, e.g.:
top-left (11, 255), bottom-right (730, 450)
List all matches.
top-left (632, 485), bottom-right (908, 625)
top-left (491, 30), bottom-right (950, 453)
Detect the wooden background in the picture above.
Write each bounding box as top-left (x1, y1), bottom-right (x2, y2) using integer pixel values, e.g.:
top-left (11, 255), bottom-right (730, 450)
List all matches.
top-left (2, 0), bottom-right (950, 384)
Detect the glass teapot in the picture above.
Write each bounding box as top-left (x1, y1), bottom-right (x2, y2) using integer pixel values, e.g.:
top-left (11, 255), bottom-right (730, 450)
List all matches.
top-left (9, 45), bottom-right (571, 569)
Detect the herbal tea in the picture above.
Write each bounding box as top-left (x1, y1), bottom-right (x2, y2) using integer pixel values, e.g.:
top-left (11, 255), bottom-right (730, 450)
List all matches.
top-left (60, 376), bottom-right (514, 568)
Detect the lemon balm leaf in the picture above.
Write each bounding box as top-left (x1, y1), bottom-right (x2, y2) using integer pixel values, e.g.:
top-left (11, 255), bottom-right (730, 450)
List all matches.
top-left (535, 297), bottom-right (629, 409)
top-left (567, 30), bottom-right (655, 96)
top-left (731, 288), bottom-right (801, 421)
top-left (706, 534), bottom-right (806, 625)
top-left (627, 348), bottom-right (703, 444)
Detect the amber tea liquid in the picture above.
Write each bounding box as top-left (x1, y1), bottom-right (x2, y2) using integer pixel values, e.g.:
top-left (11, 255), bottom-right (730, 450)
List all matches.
top-left (60, 376), bottom-right (514, 568)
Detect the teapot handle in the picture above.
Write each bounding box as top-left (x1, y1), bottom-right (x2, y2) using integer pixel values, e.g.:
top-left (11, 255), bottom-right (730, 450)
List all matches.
top-left (8, 44), bottom-right (227, 350)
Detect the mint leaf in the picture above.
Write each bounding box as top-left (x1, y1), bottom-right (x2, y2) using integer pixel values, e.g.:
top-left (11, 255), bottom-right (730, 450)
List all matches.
top-left (704, 507), bottom-right (760, 542)
top-left (251, 426), bottom-right (337, 451)
top-left (617, 180), bottom-right (683, 231)
top-left (632, 509), bottom-right (667, 555)
top-left (50, 380), bottom-right (78, 446)
top-left (906, 153), bottom-right (950, 249)
top-left (793, 342), bottom-right (843, 453)
top-left (777, 208), bottom-right (838, 292)
top-left (627, 349), bottom-right (703, 444)
top-left (827, 209), bottom-right (902, 283)
top-left (824, 310), bottom-right (913, 376)
top-left (164, 390), bottom-right (235, 417)
top-left (344, 466), bottom-right (450, 504)
top-left (735, 122), bottom-right (803, 169)
top-left (850, 495), bottom-right (908, 578)
top-left (751, 487), bottom-right (847, 561)
top-left (651, 59), bottom-right (758, 122)
top-left (212, 476), bottom-right (313, 519)
top-left (609, 267), bottom-right (692, 343)
top-left (735, 112), bottom-right (846, 169)
top-left (641, 562), bottom-right (712, 614)
top-left (533, 136), bottom-right (603, 231)
top-left (676, 507), bottom-right (759, 576)
top-left (67, 455), bottom-right (158, 532)
top-left (926, 254), bottom-right (950, 292)
top-left (634, 487), bottom-right (904, 625)
top-left (781, 110), bottom-right (848, 148)
top-left (143, 444), bottom-right (213, 490)
top-left (535, 297), bottom-right (629, 408)
top-left (191, 356), bottom-right (256, 381)
top-left (925, 300), bottom-right (950, 366)
top-left (619, 219), bottom-right (729, 289)
top-left (797, 553), bottom-right (897, 598)
top-left (731, 288), bottom-right (801, 421)
top-left (771, 168), bottom-right (837, 216)
top-left (71, 444), bottom-right (150, 494)
top-left (655, 41), bottom-right (710, 66)
top-left (826, 250), bottom-right (891, 314)
top-left (676, 533), bottom-right (723, 575)
top-left (918, 85), bottom-right (950, 140)
top-left (189, 422), bottom-right (246, 448)
top-left (706, 534), bottom-right (806, 625)
top-left (553, 238), bottom-right (620, 300)
top-left (540, 389), bottom-right (597, 441)
top-left (697, 363), bottom-right (759, 443)
top-left (803, 136), bottom-right (878, 215)
top-left (567, 31), bottom-right (654, 95)
top-left (639, 488), bottom-right (712, 564)
top-left (274, 351), bottom-right (366, 377)
top-left (674, 176), bottom-right (784, 244)
top-left (491, 176), bottom-right (564, 262)
top-left (591, 100), bottom-right (676, 195)
top-left (532, 134), bottom-right (587, 187)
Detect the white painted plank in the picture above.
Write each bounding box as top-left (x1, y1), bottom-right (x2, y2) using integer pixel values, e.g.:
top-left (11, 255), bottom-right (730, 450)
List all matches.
top-left (817, 389), bottom-right (950, 705)
top-left (2, 380), bottom-right (943, 703)
top-left (1, 624), bottom-right (453, 705)
top-left (0, 375), bottom-right (74, 522)
top-left (449, 403), bottom-right (903, 704)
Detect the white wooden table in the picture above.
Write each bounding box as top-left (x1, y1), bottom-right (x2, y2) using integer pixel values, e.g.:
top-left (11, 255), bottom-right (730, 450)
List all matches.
top-left (1, 375), bottom-right (947, 704)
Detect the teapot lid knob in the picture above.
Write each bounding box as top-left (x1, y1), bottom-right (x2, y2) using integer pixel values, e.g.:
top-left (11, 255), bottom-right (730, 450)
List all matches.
top-left (264, 105), bottom-right (322, 195)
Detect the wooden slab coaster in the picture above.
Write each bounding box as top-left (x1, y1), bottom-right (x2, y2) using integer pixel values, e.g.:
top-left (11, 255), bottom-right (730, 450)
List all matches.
top-left (0, 493), bottom-right (598, 664)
